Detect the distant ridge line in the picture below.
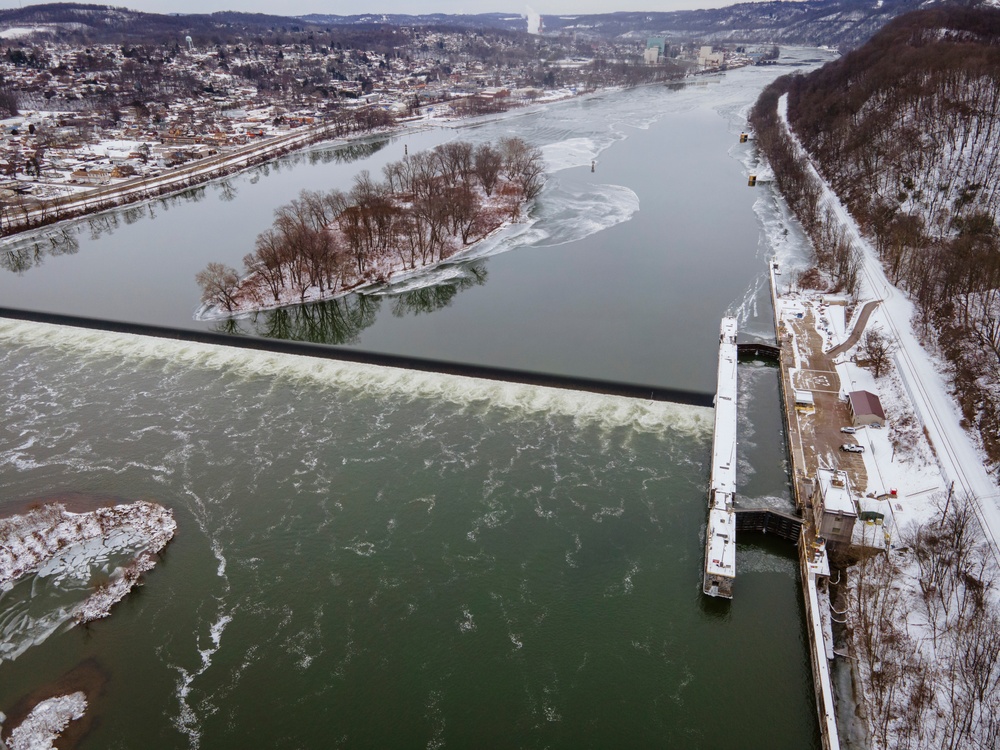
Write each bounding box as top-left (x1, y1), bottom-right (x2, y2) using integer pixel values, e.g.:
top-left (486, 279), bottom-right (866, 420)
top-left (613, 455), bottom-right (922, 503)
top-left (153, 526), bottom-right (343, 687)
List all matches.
top-left (0, 307), bottom-right (715, 408)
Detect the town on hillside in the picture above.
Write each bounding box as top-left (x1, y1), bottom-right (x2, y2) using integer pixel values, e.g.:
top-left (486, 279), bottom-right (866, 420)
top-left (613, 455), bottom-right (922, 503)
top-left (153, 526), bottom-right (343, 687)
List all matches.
top-left (0, 19), bottom-right (773, 231)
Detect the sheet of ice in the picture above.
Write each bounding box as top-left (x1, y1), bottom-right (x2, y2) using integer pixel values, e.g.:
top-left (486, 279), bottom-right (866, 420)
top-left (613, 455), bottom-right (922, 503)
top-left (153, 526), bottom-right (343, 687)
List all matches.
top-left (541, 137), bottom-right (603, 171)
top-left (528, 181), bottom-right (639, 248)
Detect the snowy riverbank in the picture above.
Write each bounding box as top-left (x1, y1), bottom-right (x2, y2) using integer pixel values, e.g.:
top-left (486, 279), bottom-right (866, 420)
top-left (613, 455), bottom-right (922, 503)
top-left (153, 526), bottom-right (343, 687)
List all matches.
top-left (759, 88), bottom-right (1000, 750)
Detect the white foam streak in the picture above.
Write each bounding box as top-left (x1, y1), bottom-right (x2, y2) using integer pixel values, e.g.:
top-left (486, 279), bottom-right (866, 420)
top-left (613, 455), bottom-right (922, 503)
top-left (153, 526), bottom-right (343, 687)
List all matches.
top-left (172, 610), bottom-right (233, 750)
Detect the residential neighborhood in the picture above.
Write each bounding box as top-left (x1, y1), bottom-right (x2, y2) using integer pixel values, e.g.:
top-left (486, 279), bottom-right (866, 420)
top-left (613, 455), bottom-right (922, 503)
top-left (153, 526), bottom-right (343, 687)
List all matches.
top-left (0, 24), bottom-right (766, 229)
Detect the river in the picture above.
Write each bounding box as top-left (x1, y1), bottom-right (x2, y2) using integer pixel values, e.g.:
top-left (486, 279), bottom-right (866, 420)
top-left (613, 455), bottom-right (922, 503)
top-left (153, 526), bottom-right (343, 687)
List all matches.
top-left (0, 48), bottom-right (834, 748)
top-left (0, 49), bottom-right (832, 392)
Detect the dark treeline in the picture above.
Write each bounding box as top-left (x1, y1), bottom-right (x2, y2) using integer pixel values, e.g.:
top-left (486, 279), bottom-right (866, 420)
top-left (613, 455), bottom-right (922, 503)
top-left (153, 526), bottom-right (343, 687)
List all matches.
top-left (752, 6), bottom-right (1000, 462)
top-left (749, 79), bottom-right (860, 296)
top-left (198, 137), bottom-right (542, 313)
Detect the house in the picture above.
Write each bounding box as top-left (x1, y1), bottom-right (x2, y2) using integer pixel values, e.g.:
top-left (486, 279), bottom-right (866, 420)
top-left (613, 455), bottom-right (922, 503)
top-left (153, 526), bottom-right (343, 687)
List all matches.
top-left (848, 390), bottom-right (886, 427)
top-left (70, 168), bottom-right (111, 185)
top-left (111, 164), bottom-right (137, 178)
top-left (812, 469), bottom-right (858, 545)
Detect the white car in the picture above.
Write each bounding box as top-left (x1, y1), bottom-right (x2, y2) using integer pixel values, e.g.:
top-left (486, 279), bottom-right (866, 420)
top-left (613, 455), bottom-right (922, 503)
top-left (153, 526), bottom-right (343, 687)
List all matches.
top-left (840, 444), bottom-right (865, 453)
top-left (840, 426), bottom-right (856, 434)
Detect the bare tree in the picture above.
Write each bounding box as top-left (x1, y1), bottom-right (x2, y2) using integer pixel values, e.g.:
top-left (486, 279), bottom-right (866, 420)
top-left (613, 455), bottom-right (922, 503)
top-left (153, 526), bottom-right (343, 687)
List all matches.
top-left (860, 327), bottom-right (896, 378)
top-left (473, 143), bottom-right (502, 196)
top-left (196, 262), bottom-right (241, 311)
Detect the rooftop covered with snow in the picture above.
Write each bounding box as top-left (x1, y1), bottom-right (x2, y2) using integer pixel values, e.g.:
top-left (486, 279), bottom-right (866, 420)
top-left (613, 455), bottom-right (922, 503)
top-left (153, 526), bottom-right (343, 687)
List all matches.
top-left (817, 468), bottom-right (857, 517)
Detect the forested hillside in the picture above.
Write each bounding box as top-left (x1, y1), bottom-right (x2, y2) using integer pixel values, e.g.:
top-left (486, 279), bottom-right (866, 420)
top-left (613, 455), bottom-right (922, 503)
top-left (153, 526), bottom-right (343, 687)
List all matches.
top-left (0, 0), bottom-right (970, 50)
top-left (761, 7), bottom-right (1000, 462)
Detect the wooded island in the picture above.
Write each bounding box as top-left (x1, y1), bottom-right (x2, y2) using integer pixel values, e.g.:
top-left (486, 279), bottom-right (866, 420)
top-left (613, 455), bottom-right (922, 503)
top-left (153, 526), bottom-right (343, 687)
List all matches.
top-left (197, 137), bottom-right (543, 316)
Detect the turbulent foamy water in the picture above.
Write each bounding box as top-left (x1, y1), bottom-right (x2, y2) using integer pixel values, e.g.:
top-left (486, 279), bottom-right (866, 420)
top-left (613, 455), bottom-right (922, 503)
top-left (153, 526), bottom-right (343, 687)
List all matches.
top-left (0, 320), bottom-right (817, 749)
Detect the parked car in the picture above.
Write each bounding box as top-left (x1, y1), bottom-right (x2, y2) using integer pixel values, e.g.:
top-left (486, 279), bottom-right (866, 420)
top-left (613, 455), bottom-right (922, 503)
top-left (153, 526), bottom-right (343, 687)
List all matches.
top-left (840, 426), bottom-right (856, 434)
top-left (840, 444), bottom-right (865, 453)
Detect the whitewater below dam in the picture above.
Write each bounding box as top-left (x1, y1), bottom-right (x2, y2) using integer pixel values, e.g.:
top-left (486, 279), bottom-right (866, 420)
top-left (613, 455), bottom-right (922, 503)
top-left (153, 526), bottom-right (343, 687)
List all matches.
top-left (0, 49), bottom-right (834, 749)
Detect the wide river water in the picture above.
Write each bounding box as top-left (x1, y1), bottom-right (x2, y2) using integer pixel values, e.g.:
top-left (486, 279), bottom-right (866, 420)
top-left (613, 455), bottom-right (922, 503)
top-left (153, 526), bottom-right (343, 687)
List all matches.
top-left (0, 49), bottom-right (833, 748)
top-left (1, 49), bottom-right (829, 391)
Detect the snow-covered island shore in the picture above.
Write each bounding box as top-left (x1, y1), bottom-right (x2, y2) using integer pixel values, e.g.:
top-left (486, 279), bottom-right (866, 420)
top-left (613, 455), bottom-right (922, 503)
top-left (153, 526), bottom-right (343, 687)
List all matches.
top-left (0, 500), bottom-right (177, 625)
top-left (195, 138), bottom-right (543, 320)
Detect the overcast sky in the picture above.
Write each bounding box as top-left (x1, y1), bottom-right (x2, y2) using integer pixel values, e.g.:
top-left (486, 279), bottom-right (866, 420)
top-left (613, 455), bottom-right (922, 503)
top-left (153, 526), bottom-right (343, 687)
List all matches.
top-left (0, 0), bottom-right (743, 18)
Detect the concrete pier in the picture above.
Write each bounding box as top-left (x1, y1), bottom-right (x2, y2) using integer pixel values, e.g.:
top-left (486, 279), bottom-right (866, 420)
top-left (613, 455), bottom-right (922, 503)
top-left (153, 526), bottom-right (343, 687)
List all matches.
top-left (703, 317), bottom-right (738, 598)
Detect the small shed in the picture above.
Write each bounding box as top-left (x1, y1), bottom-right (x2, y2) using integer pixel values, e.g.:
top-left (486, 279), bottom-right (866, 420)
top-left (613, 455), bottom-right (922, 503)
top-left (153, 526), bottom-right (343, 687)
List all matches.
top-left (794, 389), bottom-right (815, 409)
top-left (848, 390), bottom-right (886, 427)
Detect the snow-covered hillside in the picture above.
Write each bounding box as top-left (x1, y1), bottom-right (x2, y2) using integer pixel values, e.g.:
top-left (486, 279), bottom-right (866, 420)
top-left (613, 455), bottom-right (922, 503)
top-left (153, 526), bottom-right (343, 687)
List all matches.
top-left (785, 6), bottom-right (1000, 464)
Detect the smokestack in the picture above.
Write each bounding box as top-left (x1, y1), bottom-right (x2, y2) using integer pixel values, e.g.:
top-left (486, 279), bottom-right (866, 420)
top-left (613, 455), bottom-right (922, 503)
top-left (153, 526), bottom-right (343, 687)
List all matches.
top-left (524, 5), bottom-right (541, 35)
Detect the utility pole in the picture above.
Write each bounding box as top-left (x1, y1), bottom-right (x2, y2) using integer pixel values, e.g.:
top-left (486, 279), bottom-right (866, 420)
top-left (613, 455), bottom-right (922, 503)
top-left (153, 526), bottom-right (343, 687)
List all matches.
top-left (940, 481), bottom-right (955, 526)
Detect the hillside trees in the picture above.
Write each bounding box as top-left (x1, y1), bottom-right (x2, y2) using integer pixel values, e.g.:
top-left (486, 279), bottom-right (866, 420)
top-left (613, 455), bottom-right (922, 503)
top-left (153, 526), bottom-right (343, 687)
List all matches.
top-left (845, 495), bottom-right (1000, 750)
top-left (752, 6), bottom-right (1000, 462)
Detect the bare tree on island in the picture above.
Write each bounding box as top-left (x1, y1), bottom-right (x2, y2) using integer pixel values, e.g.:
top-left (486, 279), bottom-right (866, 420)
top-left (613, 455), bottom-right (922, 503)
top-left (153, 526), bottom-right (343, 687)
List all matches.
top-left (499, 136), bottom-right (545, 199)
top-left (473, 144), bottom-right (503, 197)
top-left (196, 262), bottom-right (241, 312)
